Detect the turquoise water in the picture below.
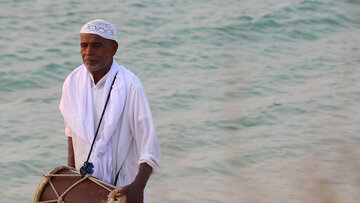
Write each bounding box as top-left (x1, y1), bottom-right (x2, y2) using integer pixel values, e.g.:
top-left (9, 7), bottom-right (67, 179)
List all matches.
top-left (1, 0), bottom-right (360, 202)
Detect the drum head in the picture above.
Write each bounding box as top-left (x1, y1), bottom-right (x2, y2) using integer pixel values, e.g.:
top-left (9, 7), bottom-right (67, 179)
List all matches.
top-left (34, 166), bottom-right (126, 203)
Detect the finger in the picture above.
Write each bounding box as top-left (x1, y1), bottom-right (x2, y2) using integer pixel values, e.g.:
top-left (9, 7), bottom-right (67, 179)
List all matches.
top-left (116, 186), bottom-right (128, 197)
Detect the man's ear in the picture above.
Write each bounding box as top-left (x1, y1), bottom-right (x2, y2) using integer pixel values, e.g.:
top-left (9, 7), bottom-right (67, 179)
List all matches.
top-left (112, 41), bottom-right (118, 56)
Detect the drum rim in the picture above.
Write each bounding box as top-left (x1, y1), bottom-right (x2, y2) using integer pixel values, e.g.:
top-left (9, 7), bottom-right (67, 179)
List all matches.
top-left (33, 166), bottom-right (126, 203)
top-left (33, 166), bottom-right (76, 202)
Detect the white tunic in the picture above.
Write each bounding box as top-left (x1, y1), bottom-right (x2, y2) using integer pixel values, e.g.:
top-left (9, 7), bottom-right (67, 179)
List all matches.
top-left (60, 61), bottom-right (160, 202)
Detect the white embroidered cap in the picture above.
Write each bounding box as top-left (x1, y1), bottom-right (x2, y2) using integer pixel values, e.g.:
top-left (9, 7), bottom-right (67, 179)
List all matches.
top-left (80, 19), bottom-right (117, 41)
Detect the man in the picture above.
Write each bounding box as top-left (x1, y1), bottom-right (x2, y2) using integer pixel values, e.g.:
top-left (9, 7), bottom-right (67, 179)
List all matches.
top-left (59, 19), bottom-right (161, 203)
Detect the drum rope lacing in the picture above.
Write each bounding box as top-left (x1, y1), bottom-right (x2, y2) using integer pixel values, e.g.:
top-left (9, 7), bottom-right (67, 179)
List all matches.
top-left (35, 168), bottom-right (118, 203)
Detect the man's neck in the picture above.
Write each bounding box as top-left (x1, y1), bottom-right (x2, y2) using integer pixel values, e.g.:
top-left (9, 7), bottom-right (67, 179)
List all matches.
top-left (91, 62), bottom-right (112, 85)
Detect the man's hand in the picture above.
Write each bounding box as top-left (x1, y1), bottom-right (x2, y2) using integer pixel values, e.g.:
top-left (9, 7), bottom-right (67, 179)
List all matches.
top-left (116, 163), bottom-right (153, 203)
top-left (116, 182), bottom-right (144, 203)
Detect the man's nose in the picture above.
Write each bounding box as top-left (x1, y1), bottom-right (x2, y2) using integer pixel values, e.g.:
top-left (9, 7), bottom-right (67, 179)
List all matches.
top-left (84, 46), bottom-right (94, 55)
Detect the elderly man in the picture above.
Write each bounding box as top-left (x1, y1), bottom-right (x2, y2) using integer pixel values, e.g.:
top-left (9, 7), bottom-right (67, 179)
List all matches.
top-left (59, 19), bottom-right (161, 203)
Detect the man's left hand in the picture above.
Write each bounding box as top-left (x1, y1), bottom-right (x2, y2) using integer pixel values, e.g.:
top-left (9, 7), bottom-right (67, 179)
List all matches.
top-left (116, 182), bottom-right (144, 203)
top-left (116, 163), bottom-right (152, 203)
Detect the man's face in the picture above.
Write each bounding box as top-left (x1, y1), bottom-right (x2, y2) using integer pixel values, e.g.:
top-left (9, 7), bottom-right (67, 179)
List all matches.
top-left (80, 33), bottom-right (118, 73)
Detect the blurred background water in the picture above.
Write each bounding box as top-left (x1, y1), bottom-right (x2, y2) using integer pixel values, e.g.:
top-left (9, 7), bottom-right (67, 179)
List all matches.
top-left (1, 0), bottom-right (360, 202)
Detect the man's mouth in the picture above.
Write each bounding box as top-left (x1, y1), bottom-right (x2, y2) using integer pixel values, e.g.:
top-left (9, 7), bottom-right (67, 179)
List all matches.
top-left (85, 59), bottom-right (98, 64)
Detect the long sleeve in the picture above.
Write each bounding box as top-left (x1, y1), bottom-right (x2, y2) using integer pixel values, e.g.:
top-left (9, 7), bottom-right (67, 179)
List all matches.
top-left (128, 77), bottom-right (161, 173)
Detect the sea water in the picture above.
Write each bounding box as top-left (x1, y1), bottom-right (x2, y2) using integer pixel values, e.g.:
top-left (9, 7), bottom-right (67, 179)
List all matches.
top-left (1, 0), bottom-right (360, 202)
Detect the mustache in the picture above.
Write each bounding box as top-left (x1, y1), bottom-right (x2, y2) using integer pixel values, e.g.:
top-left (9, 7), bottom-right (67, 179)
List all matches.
top-left (83, 57), bottom-right (99, 62)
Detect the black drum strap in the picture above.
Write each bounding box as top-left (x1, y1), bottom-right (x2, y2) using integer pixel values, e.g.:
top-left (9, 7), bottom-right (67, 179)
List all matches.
top-left (114, 169), bottom-right (120, 186)
top-left (80, 72), bottom-right (118, 178)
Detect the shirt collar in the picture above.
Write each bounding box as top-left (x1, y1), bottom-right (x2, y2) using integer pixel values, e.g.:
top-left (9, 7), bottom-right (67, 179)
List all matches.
top-left (90, 71), bottom-right (109, 89)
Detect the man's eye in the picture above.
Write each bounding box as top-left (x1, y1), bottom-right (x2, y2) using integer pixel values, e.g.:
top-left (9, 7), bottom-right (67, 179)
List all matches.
top-left (81, 44), bottom-right (87, 48)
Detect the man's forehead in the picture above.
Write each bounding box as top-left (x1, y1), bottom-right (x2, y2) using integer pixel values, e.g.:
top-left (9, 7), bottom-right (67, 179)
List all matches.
top-left (80, 33), bottom-right (108, 43)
